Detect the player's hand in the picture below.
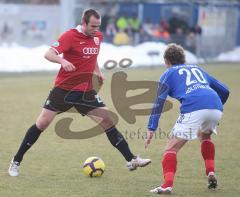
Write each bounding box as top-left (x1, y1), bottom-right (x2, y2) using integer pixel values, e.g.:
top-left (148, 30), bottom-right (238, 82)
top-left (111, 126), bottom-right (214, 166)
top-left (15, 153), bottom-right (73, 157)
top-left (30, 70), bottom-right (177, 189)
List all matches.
top-left (97, 74), bottom-right (104, 85)
top-left (144, 130), bottom-right (154, 149)
top-left (61, 59), bottom-right (76, 72)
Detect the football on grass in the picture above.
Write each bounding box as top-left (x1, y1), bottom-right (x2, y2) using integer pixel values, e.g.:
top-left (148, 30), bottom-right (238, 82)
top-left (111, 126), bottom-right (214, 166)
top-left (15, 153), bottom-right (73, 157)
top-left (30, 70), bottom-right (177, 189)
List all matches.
top-left (82, 156), bottom-right (105, 177)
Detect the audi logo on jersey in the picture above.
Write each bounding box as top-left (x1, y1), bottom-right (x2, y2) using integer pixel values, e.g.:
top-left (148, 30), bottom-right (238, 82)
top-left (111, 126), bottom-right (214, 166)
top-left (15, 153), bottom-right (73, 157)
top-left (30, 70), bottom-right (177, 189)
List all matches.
top-left (83, 47), bottom-right (98, 55)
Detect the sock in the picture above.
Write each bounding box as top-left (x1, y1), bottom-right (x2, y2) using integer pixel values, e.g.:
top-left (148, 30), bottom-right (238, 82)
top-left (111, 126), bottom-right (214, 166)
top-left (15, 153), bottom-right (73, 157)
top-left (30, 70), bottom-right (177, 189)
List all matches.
top-left (201, 139), bottom-right (215, 175)
top-left (161, 151), bottom-right (177, 188)
top-left (106, 127), bottom-right (134, 162)
top-left (14, 124), bottom-right (42, 163)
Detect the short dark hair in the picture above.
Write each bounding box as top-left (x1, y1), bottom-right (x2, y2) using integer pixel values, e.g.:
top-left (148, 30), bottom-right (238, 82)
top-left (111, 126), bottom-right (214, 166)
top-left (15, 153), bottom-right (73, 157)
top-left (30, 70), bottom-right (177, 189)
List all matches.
top-left (82, 9), bottom-right (101, 24)
top-left (164, 43), bottom-right (186, 65)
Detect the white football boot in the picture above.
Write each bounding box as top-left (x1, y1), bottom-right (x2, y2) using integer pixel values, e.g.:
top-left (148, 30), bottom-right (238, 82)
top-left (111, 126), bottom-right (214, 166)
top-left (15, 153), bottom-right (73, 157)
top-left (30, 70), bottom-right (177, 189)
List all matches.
top-left (127, 156), bottom-right (151, 171)
top-left (8, 158), bottom-right (20, 177)
top-left (150, 186), bottom-right (172, 194)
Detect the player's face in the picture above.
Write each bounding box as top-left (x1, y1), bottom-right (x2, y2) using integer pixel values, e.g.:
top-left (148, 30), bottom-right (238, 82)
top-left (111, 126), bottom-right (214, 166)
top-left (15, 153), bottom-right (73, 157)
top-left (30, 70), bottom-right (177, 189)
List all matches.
top-left (83, 16), bottom-right (101, 37)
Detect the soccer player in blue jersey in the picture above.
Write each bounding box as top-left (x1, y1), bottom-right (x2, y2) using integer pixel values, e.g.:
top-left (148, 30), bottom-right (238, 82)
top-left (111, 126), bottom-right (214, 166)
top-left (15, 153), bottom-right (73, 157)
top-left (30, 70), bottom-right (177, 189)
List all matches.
top-left (144, 43), bottom-right (229, 194)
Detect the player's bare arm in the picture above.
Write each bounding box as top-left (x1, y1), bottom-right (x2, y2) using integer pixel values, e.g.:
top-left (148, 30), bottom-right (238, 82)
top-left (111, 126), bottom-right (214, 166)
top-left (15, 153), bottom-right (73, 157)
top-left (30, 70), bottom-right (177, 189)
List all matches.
top-left (94, 62), bottom-right (104, 84)
top-left (144, 130), bottom-right (154, 149)
top-left (44, 48), bottom-right (76, 72)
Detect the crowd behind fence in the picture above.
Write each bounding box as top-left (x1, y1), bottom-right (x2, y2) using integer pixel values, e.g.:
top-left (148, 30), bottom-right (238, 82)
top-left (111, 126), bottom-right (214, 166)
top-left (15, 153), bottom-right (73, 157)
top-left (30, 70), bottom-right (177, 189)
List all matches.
top-left (0, 0), bottom-right (239, 59)
top-left (101, 12), bottom-right (202, 55)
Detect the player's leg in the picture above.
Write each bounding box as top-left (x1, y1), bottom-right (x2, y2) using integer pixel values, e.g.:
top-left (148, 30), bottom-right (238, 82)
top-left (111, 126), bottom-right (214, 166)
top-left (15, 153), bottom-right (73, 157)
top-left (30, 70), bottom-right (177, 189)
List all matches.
top-left (15, 108), bottom-right (57, 162)
top-left (151, 111), bottom-right (198, 194)
top-left (8, 109), bottom-right (57, 176)
top-left (199, 132), bottom-right (215, 177)
top-left (199, 132), bottom-right (218, 189)
top-left (8, 87), bottom-right (70, 176)
top-left (150, 137), bottom-right (187, 194)
top-left (87, 106), bottom-right (134, 161)
top-left (73, 90), bottom-right (150, 170)
top-left (87, 106), bottom-right (151, 170)
top-left (198, 109), bottom-right (222, 189)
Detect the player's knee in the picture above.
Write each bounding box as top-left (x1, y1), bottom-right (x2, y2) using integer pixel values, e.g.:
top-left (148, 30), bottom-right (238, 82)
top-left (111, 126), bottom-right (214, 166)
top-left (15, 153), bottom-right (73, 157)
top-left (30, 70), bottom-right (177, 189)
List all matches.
top-left (99, 117), bottom-right (114, 130)
top-left (164, 147), bottom-right (178, 153)
top-left (164, 141), bottom-right (185, 153)
top-left (36, 118), bottom-right (51, 131)
top-left (199, 131), bottom-right (211, 142)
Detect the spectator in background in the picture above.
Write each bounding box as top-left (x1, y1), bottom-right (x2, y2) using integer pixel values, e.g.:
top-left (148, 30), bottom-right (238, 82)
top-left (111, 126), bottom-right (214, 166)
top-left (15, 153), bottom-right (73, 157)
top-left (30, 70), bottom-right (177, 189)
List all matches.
top-left (152, 25), bottom-right (170, 43)
top-left (168, 13), bottom-right (189, 35)
top-left (185, 24), bottom-right (202, 54)
top-left (116, 14), bottom-right (128, 31)
top-left (105, 18), bottom-right (117, 43)
top-left (160, 19), bottom-right (169, 32)
top-left (128, 13), bottom-right (141, 45)
top-left (113, 29), bottom-right (130, 45)
top-left (185, 31), bottom-right (196, 53)
top-left (168, 12), bottom-right (190, 47)
top-left (100, 14), bottom-right (110, 33)
top-left (170, 27), bottom-right (185, 47)
top-left (141, 18), bottom-right (154, 39)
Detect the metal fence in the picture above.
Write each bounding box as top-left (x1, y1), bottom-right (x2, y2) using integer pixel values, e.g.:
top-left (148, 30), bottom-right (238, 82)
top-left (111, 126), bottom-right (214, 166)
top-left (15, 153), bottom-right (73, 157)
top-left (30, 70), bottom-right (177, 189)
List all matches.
top-left (0, 0), bottom-right (239, 59)
top-left (196, 4), bottom-right (239, 58)
top-left (0, 4), bottom-right (60, 46)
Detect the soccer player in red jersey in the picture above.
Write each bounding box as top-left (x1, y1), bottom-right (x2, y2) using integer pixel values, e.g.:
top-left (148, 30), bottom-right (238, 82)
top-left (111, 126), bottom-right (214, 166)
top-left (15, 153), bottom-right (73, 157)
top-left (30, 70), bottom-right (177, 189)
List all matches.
top-left (8, 9), bottom-right (151, 177)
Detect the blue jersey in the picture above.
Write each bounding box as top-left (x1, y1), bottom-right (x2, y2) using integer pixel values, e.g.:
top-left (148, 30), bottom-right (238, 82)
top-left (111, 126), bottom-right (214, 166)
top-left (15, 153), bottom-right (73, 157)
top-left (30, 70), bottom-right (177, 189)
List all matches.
top-left (148, 64), bottom-right (229, 131)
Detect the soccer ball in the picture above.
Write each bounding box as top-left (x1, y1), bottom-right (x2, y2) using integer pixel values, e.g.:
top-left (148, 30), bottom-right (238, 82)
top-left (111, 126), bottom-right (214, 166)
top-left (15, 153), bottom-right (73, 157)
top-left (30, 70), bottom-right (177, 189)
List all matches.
top-left (82, 156), bottom-right (105, 177)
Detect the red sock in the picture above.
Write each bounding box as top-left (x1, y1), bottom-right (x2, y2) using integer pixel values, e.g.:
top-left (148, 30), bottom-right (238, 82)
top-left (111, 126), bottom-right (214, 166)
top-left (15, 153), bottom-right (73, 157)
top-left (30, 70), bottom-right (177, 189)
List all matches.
top-left (201, 139), bottom-right (215, 175)
top-left (161, 151), bottom-right (177, 188)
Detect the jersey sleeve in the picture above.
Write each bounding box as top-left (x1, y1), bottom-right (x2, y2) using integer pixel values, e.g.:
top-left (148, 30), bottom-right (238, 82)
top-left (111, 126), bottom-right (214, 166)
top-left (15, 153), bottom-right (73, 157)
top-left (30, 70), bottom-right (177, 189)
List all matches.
top-left (51, 30), bottom-right (73, 54)
top-left (147, 71), bottom-right (170, 132)
top-left (201, 68), bottom-right (230, 104)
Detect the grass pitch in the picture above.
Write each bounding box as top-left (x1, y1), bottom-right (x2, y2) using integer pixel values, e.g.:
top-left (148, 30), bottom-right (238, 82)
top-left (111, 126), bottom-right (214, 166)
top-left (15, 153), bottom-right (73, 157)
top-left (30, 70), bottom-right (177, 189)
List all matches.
top-left (0, 64), bottom-right (239, 197)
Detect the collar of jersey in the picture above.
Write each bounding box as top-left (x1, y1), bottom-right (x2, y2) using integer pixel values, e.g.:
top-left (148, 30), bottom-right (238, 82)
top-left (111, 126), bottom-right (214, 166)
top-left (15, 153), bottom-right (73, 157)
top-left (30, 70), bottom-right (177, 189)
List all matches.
top-left (76, 25), bottom-right (87, 36)
top-left (172, 64), bottom-right (185, 67)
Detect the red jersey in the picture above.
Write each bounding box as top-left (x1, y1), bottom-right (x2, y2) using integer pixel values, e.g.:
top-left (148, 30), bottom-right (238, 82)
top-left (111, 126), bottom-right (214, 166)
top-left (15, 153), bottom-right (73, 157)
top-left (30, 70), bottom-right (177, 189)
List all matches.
top-left (51, 26), bottom-right (103, 91)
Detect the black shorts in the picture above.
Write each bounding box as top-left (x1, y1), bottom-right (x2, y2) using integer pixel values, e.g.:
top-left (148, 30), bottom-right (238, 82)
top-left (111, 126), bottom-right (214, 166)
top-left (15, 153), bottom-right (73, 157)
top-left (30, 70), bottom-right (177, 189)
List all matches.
top-left (43, 87), bottom-right (105, 115)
